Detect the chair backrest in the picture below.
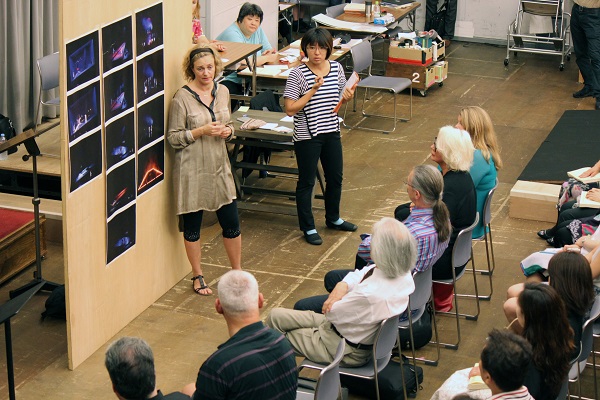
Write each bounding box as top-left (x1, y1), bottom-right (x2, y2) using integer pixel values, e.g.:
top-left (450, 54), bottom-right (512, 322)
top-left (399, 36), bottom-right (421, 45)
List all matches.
top-left (37, 52), bottom-right (60, 91)
top-left (409, 267), bottom-right (433, 312)
top-left (482, 178), bottom-right (499, 226)
top-left (313, 340), bottom-right (345, 400)
top-left (568, 294), bottom-right (600, 380)
top-left (350, 40), bottom-right (372, 75)
top-left (373, 314), bottom-right (401, 361)
top-left (452, 213), bottom-right (479, 269)
top-left (326, 3), bottom-right (346, 18)
top-left (521, 0), bottom-right (560, 17)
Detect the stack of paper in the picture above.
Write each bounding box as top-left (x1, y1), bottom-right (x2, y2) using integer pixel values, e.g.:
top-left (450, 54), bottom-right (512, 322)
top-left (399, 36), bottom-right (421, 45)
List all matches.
top-left (579, 191), bottom-right (600, 209)
top-left (312, 14), bottom-right (387, 33)
top-left (567, 167), bottom-right (600, 183)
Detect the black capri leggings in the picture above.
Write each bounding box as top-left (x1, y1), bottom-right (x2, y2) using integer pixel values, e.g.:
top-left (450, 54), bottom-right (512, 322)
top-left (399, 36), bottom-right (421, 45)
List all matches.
top-left (181, 201), bottom-right (241, 242)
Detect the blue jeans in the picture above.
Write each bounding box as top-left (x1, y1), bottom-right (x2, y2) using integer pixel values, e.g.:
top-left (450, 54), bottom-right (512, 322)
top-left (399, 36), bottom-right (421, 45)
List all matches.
top-left (294, 133), bottom-right (343, 232)
top-left (571, 4), bottom-right (600, 97)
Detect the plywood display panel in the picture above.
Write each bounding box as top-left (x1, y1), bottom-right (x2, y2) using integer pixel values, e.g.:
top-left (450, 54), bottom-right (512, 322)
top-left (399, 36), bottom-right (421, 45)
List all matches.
top-left (60, 0), bottom-right (190, 369)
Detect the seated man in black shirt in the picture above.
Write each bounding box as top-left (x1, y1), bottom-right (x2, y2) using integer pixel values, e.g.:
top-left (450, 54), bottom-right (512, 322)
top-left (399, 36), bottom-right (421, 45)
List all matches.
top-left (183, 270), bottom-right (298, 400)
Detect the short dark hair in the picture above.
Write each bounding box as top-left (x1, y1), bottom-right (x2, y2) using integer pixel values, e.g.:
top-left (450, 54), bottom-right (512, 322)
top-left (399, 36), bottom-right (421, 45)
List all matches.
top-left (480, 329), bottom-right (532, 392)
top-left (105, 337), bottom-right (156, 400)
top-left (237, 2), bottom-right (263, 24)
top-left (301, 28), bottom-right (333, 59)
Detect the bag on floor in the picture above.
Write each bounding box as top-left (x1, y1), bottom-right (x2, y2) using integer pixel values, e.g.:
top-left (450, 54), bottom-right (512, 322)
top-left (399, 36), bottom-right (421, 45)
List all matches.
top-left (41, 285), bottom-right (66, 320)
top-left (398, 306), bottom-right (433, 350)
top-left (0, 113), bottom-right (17, 154)
top-left (340, 356), bottom-right (423, 399)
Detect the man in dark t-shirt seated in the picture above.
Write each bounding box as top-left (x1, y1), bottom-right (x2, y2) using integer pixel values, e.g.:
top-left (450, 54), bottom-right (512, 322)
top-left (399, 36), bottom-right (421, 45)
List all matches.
top-left (183, 270), bottom-right (298, 400)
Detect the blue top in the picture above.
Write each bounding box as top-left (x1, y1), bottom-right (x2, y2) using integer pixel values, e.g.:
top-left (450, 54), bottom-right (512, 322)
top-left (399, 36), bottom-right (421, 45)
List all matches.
top-left (470, 149), bottom-right (497, 238)
top-left (216, 23), bottom-right (272, 85)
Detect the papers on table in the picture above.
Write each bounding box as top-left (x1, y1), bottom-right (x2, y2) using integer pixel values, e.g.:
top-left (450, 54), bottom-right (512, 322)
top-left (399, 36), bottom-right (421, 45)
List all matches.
top-left (280, 48), bottom-right (301, 57)
top-left (289, 39), bottom-right (302, 48)
top-left (259, 123), bottom-right (278, 130)
top-left (312, 13), bottom-right (388, 34)
top-left (278, 69), bottom-right (292, 77)
top-left (280, 115), bottom-right (294, 122)
top-left (341, 39), bottom-right (363, 49)
top-left (273, 126), bottom-right (293, 133)
top-left (239, 65), bottom-right (288, 77)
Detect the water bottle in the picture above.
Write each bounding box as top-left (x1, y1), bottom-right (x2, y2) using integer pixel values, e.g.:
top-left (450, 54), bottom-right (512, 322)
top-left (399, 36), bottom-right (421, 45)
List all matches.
top-left (373, 1), bottom-right (381, 18)
top-left (0, 134), bottom-right (7, 161)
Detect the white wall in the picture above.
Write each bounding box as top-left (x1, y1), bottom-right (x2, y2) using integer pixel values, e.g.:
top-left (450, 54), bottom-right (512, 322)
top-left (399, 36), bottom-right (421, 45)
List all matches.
top-left (205, 0), bottom-right (277, 49)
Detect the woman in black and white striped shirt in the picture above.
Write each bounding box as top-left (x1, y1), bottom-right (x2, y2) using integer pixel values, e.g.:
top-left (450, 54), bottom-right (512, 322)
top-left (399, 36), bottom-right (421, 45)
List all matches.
top-left (284, 28), bottom-right (357, 245)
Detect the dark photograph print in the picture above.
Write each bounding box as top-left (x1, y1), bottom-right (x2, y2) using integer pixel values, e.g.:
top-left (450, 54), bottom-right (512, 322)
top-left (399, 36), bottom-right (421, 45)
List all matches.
top-left (106, 158), bottom-right (136, 219)
top-left (67, 81), bottom-right (100, 142)
top-left (136, 3), bottom-right (163, 57)
top-left (104, 64), bottom-right (134, 122)
top-left (66, 30), bottom-right (100, 92)
top-left (102, 16), bottom-right (133, 74)
top-left (137, 94), bottom-right (164, 150)
top-left (69, 130), bottom-right (102, 193)
top-left (107, 203), bottom-right (136, 264)
top-left (137, 49), bottom-right (164, 104)
top-left (137, 140), bottom-right (164, 196)
top-left (105, 111), bottom-right (135, 171)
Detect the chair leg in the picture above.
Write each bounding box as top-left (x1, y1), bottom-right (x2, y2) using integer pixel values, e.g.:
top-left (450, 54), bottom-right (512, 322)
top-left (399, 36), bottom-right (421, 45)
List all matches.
top-left (455, 251), bottom-right (481, 320)
top-left (397, 332), bottom-right (409, 400)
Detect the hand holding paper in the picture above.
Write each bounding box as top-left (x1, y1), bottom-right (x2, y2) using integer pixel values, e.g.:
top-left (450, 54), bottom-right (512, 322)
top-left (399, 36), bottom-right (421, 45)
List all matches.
top-left (333, 71), bottom-right (360, 113)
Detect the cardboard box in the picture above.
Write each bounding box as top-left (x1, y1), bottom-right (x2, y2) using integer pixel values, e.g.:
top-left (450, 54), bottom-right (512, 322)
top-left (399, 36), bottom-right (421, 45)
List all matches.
top-left (509, 180), bottom-right (560, 223)
top-left (385, 61), bottom-right (444, 91)
top-left (434, 61), bottom-right (448, 83)
top-left (388, 41), bottom-right (445, 66)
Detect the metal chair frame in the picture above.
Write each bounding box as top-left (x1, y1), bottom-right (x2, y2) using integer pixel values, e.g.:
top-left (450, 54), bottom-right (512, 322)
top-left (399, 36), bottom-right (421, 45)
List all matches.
top-left (297, 340), bottom-right (345, 400)
top-left (343, 40), bottom-right (412, 133)
top-left (432, 214), bottom-right (480, 350)
top-left (299, 315), bottom-right (405, 400)
top-left (469, 178), bottom-right (499, 301)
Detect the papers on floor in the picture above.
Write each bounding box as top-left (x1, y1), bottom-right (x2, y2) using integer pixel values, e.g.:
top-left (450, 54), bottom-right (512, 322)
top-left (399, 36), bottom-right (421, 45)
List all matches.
top-left (312, 13), bottom-right (387, 34)
top-left (567, 167), bottom-right (600, 183)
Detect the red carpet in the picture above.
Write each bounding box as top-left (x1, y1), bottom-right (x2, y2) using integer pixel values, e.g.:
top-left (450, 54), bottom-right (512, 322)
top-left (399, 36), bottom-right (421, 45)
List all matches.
top-left (0, 208), bottom-right (34, 241)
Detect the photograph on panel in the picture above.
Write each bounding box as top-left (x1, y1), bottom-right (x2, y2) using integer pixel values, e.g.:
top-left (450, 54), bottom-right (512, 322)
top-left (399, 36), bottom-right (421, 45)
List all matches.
top-left (107, 203), bottom-right (136, 264)
top-left (69, 129), bottom-right (102, 193)
top-left (135, 2), bottom-right (163, 57)
top-left (106, 158), bottom-right (136, 219)
top-left (67, 80), bottom-right (100, 143)
top-left (104, 64), bottom-right (134, 123)
top-left (137, 49), bottom-right (164, 104)
top-left (137, 140), bottom-right (164, 196)
top-left (105, 110), bottom-right (135, 171)
top-left (66, 30), bottom-right (100, 93)
top-left (102, 16), bottom-right (133, 74)
top-left (137, 95), bottom-right (164, 152)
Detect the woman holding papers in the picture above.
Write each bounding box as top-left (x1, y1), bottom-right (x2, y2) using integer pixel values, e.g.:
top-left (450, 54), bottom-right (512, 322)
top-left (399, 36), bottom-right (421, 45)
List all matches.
top-left (538, 159), bottom-right (600, 246)
top-left (284, 28), bottom-right (356, 245)
top-left (167, 46), bottom-right (241, 296)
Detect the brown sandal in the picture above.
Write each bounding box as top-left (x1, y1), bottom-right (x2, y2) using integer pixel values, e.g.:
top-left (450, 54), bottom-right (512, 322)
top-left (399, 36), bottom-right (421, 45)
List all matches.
top-left (191, 275), bottom-right (211, 296)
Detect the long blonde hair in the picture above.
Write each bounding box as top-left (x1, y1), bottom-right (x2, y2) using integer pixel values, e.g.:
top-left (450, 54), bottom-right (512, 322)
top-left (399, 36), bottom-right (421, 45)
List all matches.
top-left (459, 106), bottom-right (503, 170)
top-left (192, 0), bottom-right (200, 20)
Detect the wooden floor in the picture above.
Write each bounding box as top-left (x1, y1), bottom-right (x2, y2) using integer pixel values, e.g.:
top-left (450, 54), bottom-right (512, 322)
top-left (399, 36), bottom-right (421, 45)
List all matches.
top-left (0, 42), bottom-right (598, 399)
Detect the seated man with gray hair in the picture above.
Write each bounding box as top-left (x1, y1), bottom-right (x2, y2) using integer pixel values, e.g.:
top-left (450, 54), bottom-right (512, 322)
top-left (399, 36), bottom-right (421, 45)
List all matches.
top-left (266, 217), bottom-right (416, 367)
top-left (105, 336), bottom-right (189, 400)
top-left (183, 270), bottom-right (298, 400)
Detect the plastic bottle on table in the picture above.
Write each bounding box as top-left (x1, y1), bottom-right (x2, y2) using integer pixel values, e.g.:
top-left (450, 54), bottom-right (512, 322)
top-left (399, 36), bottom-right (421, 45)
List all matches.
top-left (0, 134), bottom-right (7, 161)
top-left (373, 1), bottom-right (381, 18)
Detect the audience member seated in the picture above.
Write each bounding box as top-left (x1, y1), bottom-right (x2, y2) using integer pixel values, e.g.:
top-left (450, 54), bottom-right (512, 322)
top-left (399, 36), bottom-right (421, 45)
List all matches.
top-left (432, 329), bottom-right (535, 400)
top-left (428, 126), bottom-right (477, 311)
top-left (432, 284), bottom-right (573, 400)
top-left (300, 164), bottom-right (451, 315)
top-left (105, 337), bottom-right (190, 400)
top-left (504, 251), bottom-right (595, 358)
top-left (182, 270), bottom-right (297, 400)
top-left (537, 159), bottom-right (600, 246)
top-left (455, 106), bottom-right (502, 238)
top-left (216, 2), bottom-right (278, 109)
top-left (266, 217), bottom-right (416, 367)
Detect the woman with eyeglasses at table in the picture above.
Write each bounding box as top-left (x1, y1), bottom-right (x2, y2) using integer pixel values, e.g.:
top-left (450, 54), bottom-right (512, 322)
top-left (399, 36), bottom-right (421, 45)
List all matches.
top-left (284, 27), bottom-right (356, 246)
top-left (428, 126), bottom-right (477, 311)
top-left (167, 46), bottom-right (241, 296)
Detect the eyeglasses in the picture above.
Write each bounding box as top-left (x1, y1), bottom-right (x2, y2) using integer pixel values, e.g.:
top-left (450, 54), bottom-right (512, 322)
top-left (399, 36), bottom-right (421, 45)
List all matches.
top-left (433, 136), bottom-right (437, 152)
top-left (403, 180), bottom-right (414, 188)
